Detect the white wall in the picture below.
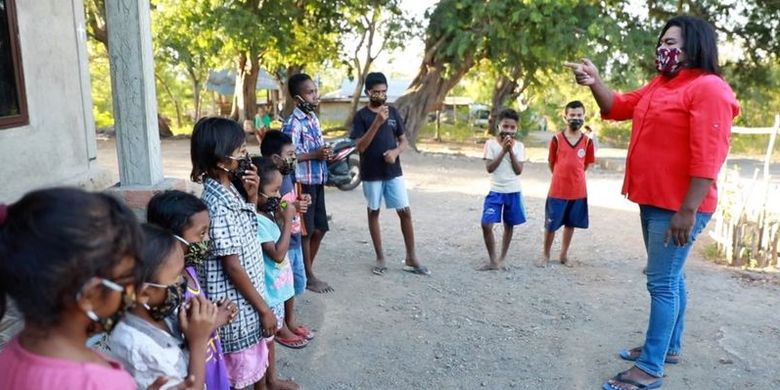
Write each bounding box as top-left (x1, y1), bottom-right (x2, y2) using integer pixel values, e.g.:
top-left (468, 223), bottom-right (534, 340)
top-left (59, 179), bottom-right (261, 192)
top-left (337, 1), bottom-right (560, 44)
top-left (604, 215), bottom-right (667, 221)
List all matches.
top-left (0, 0), bottom-right (109, 202)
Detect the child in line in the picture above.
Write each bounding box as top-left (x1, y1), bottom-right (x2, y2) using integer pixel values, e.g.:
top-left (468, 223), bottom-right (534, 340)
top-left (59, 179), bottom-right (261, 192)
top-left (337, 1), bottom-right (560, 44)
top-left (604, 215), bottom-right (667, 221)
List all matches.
top-left (254, 157), bottom-right (300, 389)
top-left (191, 117), bottom-right (277, 389)
top-left (541, 100), bottom-right (596, 267)
top-left (260, 130), bottom-right (315, 346)
top-left (107, 224), bottom-right (218, 389)
top-left (147, 190), bottom-right (238, 389)
top-left (479, 108), bottom-right (527, 271)
top-left (0, 188), bottom-right (142, 389)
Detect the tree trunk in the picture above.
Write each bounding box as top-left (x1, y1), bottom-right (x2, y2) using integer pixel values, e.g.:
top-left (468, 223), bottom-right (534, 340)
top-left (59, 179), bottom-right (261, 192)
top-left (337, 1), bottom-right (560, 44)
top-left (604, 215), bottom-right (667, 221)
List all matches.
top-left (344, 58), bottom-right (373, 130)
top-left (193, 82), bottom-right (202, 121)
top-left (277, 64), bottom-right (304, 119)
top-left (187, 67), bottom-right (203, 121)
top-left (155, 72), bottom-right (183, 129)
top-left (491, 75), bottom-right (517, 118)
top-left (232, 52), bottom-right (260, 123)
top-left (393, 44), bottom-right (475, 149)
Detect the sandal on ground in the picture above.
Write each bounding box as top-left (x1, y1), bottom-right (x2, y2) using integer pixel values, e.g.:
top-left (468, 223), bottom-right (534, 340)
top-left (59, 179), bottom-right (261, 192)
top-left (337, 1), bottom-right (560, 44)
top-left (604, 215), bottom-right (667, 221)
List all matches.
top-left (603, 371), bottom-right (663, 390)
top-left (275, 334), bottom-right (308, 349)
top-left (402, 265), bottom-right (431, 276)
top-left (291, 325), bottom-right (315, 341)
top-left (619, 347), bottom-right (681, 364)
top-left (372, 266), bottom-right (387, 275)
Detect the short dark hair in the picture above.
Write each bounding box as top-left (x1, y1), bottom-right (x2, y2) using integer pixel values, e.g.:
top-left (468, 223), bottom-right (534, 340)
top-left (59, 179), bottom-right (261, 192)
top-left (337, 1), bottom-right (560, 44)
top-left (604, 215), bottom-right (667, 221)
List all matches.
top-left (253, 156), bottom-right (280, 192)
top-left (364, 72), bottom-right (388, 91)
top-left (659, 16), bottom-right (720, 75)
top-left (260, 130), bottom-right (293, 157)
top-left (565, 100), bottom-right (585, 114)
top-left (190, 117), bottom-right (245, 183)
top-left (138, 224), bottom-right (179, 284)
top-left (146, 190), bottom-right (207, 237)
top-left (288, 73), bottom-right (313, 98)
top-left (497, 108), bottom-right (519, 122)
top-left (0, 188), bottom-right (142, 327)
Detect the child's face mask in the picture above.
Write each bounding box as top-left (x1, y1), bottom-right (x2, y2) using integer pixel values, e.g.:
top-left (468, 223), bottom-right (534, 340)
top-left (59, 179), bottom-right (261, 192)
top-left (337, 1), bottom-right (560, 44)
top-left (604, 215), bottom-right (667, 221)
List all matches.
top-left (175, 235), bottom-right (210, 267)
top-left (143, 278), bottom-right (186, 321)
top-left (82, 278), bottom-right (135, 333)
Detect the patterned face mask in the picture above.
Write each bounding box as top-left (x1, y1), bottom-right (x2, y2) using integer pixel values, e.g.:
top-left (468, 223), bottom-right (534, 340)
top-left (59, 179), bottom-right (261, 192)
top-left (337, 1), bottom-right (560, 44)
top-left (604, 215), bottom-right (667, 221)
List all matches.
top-left (369, 95), bottom-right (387, 107)
top-left (279, 156), bottom-right (297, 175)
top-left (656, 47), bottom-right (683, 74)
top-left (143, 278), bottom-right (186, 321)
top-left (175, 235), bottom-right (210, 267)
top-left (296, 96), bottom-right (318, 114)
top-left (568, 118), bottom-right (584, 130)
top-left (226, 153), bottom-right (252, 181)
top-left (83, 278), bottom-right (135, 333)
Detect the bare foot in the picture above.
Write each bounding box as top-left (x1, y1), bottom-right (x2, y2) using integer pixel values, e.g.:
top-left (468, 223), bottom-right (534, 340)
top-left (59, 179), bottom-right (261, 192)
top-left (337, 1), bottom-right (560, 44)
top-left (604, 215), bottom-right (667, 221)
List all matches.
top-left (268, 378), bottom-right (299, 390)
top-left (536, 256), bottom-right (549, 268)
top-left (306, 278), bottom-right (333, 293)
top-left (476, 262), bottom-right (500, 271)
top-left (560, 257), bottom-right (574, 268)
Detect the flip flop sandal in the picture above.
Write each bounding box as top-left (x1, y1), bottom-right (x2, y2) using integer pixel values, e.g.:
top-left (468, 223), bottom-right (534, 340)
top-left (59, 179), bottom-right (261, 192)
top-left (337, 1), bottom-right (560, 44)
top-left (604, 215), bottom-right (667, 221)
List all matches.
top-left (402, 265), bottom-right (431, 276)
top-left (603, 371), bottom-right (663, 390)
top-left (275, 335), bottom-right (308, 349)
top-left (292, 325), bottom-right (315, 341)
top-left (372, 266), bottom-right (387, 275)
top-left (619, 347), bottom-right (681, 364)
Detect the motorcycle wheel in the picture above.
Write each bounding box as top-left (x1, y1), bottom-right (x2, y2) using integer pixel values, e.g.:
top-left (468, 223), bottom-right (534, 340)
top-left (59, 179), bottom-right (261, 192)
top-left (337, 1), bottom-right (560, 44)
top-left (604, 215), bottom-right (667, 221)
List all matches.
top-left (337, 154), bottom-right (361, 191)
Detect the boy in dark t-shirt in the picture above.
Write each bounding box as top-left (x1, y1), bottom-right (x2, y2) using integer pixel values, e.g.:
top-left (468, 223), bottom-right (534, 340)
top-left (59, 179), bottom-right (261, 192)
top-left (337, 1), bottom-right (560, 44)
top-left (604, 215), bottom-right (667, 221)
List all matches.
top-left (349, 72), bottom-right (430, 276)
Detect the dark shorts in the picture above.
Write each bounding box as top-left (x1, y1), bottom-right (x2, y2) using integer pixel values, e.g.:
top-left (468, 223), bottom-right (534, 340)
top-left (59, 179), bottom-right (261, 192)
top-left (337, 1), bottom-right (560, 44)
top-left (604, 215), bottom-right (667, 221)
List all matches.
top-left (545, 197), bottom-right (589, 232)
top-left (301, 184), bottom-right (329, 234)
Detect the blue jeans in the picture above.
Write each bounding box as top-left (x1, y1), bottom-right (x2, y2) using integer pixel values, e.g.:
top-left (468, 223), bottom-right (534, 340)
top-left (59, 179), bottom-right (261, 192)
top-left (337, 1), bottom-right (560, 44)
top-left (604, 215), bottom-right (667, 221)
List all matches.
top-left (635, 205), bottom-right (711, 377)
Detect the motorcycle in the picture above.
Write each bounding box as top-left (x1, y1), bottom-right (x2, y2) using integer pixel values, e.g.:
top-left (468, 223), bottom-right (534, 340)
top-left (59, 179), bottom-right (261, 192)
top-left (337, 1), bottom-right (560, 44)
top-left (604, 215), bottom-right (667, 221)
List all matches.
top-left (325, 137), bottom-right (361, 191)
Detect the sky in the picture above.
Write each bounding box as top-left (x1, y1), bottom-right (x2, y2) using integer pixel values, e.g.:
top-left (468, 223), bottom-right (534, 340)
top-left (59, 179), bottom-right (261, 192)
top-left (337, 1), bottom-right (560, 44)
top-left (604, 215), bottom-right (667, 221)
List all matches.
top-left (360, 0), bottom-right (438, 80)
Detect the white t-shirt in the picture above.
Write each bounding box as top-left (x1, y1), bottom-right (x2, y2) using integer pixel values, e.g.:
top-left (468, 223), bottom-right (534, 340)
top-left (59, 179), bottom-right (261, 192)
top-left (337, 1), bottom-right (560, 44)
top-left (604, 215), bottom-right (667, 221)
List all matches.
top-left (483, 138), bottom-right (524, 193)
top-left (105, 313), bottom-right (188, 390)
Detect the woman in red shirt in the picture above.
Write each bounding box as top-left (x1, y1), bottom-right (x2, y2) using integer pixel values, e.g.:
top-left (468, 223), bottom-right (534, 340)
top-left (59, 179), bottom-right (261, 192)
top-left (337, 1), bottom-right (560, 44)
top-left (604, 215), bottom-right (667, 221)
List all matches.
top-left (566, 16), bottom-right (739, 390)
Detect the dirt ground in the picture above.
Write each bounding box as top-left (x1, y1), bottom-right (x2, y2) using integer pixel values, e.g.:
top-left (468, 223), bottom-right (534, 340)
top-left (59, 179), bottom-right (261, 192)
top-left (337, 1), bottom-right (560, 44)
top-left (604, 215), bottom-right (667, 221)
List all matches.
top-left (98, 138), bottom-right (780, 389)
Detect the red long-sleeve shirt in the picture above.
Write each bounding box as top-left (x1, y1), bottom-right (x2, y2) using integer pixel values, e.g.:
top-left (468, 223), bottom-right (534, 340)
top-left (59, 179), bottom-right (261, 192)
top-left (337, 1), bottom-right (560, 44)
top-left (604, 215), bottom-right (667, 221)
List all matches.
top-left (602, 69), bottom-right (740, 213)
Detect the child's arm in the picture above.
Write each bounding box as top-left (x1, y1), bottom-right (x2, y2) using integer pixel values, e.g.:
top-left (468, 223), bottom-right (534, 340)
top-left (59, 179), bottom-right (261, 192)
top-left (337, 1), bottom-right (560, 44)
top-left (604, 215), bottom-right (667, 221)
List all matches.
top-left (583, 138), bottom-right (596, 171)
top-left (178, 295), bottom-right (217, 390)
top-left (508, 141), bottom-right (524, 175)
top-left (260, 205), bottom-right (297, 263)
top-left (484, 140), bottom-right (509, 173)
top-left (220, 255), bottom-right (276, 336)
top-left (548, 136), bottom-right (558, 173)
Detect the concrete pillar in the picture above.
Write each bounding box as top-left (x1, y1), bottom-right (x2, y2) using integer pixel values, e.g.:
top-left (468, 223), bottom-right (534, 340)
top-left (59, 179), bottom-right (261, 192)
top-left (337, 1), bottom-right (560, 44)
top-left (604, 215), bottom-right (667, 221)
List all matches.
top-left (105, 0), bottom-right (163, 186)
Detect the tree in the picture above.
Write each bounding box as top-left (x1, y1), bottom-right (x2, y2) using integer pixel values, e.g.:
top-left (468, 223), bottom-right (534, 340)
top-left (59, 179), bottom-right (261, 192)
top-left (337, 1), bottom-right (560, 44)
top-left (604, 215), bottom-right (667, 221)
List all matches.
top-left (212, 0), bottom-right (348, 122)
top-left (84, 0), bottom-right (108, 51)
top-left (342, 0), bottom-right (418, 129)
top-left (152, 0), bottom-right (219, 121)
top-left (394, 0), bottom-right (610, 148)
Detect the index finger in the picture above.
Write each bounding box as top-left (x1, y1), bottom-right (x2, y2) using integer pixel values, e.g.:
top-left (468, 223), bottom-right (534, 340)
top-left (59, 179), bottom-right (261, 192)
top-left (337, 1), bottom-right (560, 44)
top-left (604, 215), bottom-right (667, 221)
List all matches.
top-left (563, 61), bottom-right (581, 69)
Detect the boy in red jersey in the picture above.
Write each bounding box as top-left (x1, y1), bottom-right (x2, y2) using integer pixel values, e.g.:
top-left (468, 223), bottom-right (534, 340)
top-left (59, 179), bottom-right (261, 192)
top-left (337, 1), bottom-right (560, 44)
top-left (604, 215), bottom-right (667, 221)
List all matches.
top-left (540, 101), bottom-right (596, 267)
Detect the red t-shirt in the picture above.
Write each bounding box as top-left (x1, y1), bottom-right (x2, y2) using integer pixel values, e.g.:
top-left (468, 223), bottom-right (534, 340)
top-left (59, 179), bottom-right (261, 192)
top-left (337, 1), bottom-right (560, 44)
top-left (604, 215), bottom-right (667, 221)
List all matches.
top-left (602, 69), bottom-right (740, 213)
top-left (548, 132), bottom-right (596, 199)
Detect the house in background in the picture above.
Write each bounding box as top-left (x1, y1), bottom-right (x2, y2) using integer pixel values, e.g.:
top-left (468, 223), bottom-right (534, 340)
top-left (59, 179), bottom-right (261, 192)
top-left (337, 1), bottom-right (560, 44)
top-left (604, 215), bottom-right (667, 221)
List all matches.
top-left (205, 68), bottom-right (281, 117)
top-left (319, 78), bottom-right (410, 125)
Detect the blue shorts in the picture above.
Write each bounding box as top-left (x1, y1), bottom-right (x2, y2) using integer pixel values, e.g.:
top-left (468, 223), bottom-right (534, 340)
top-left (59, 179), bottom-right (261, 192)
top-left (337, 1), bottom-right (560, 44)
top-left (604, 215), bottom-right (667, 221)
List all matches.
top-left (545, 197), bottom-right (589, 231)
top-left (288, 244), bottom-right (306, 296)
top-left (362, 176), bottom-right (410, 211)
top-left (481, 191), bottom-right (527, 226)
